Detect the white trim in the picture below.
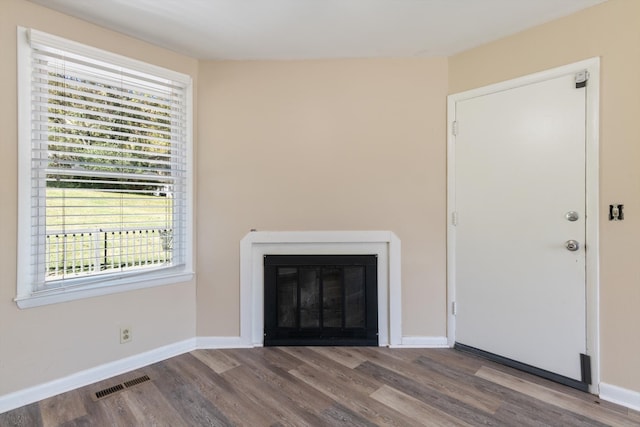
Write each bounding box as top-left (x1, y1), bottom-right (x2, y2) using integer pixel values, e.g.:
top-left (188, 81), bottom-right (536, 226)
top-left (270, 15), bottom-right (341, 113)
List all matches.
top-left (240, 231), bottom-right (402, 347)
top-left (17, 27), bottom-right (33, 301)
top-left (446, 93), bottom-right (457, 349)
top-left (396, 336), bottom-right (449, 348)
top-left (584, 59), bottom-right (601, 396)
top-left (0, 338), bottom-right (196, 414)
top-left (599, 383), bottom-right (640, 412)
top-left (15, 272), bottom-right (195, 309)
top-left (447, 58), bottom-right (600, 393)
top-left (196, 336), bottom-right (250, 349)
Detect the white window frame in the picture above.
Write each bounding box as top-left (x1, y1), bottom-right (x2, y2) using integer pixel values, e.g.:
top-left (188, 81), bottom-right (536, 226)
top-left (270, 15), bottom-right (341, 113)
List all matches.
top-left (16, 27), bottom-right (194, 308)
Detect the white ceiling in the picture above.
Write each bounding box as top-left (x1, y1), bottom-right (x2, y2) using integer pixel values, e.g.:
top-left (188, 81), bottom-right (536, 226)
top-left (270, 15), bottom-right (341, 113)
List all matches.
top-left (28, 0), bottom-right (606, 60)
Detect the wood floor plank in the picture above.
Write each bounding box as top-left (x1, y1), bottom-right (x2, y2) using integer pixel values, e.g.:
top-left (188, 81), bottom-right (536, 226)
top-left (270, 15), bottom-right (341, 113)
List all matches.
top-left (318, 403), bottom-right (379, 427)
top-left (0, 402), bottom-right (43, 427)
top-left (55, 415), bottom-right (92, 427)
top-left (356, 360), bottom-right (506, 425)
top-left (166, 353), bottom-right (272, 427)
top-left (186, 350), bottom-right (330, 426)
top-left (628, 409), bottom-right (640, 422)
top-left (92, 392), bottom-right (140, 427)
top-left (234, 347), bottom-right (305, 372)
top-left (221, 365), bottom-right (326, 426)
top-left (414, 347), bottom-right (486, 374)
top-left (279, 347), bottom-right (382, 395)
top-left (368, 347), bottom-right (431, 363)
top-left (146, 359), bottom-right (233, 426)
top-left (289, 363), bottom-right (423, 426)
top-left (476, 366), bottom-right (639, 427)
top-left (224, 348), bottom-right (335, 411)
top-left (67, 380), bottom-right (139, 427)
top-left (309, 346), bottom-right (368, 369)
top-left (494, 401), bottom-right (609, 427)
top-left (190, 349), bottom-right (240, 374)
top-left (39, 389), bottom-right (87, 427)
top-left (353, 346), bottom-right (503, 414)
top-left (120, 381), bottom-right (188, 427)
top-left (371, 384), bottom-right (473, 427)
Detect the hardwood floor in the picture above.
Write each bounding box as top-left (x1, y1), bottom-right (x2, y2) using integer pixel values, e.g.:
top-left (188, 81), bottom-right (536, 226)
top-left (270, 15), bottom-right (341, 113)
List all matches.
top-left (2, 347), bottom-right (639, 426)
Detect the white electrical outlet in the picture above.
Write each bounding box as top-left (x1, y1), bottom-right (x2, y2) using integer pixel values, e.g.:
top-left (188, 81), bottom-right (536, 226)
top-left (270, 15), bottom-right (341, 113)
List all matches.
top-left (120, 326), bottom-right (132, 344)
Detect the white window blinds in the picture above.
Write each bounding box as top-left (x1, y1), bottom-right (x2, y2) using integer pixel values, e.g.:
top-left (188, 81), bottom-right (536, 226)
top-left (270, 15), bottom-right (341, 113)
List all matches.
top-left (24, 30), bottom-right (190, 294)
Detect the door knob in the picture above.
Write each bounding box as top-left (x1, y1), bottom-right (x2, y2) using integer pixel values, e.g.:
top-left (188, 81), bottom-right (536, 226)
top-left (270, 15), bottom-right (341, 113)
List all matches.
top-left (565, 240), bottom-right (580, 251)
top-left (565, 211), bottom-right (579, 222)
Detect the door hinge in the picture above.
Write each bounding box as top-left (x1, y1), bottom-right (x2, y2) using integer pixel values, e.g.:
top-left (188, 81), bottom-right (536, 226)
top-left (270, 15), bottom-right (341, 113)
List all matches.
top-left (451, 211), bottom-right (458, 226)
top-left (451, 120), bottom-right (458, 136)
top-left (452, 301), bottom-right (457, 316)
top-left (575, 70), bottom-right (589, 88)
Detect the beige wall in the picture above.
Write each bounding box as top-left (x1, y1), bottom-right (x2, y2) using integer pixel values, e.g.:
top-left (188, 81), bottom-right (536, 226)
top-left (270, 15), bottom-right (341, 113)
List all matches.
top-left (196, 59), bottom-right (448, 338)
top-left (449, 0), bottom-right (640, 393)
top-left (0, 0), bottom-right (198, 395)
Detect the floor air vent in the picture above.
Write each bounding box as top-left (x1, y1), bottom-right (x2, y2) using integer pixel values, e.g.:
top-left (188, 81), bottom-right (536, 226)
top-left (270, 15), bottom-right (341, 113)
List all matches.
top-left (123, 374), bottom-right (151, 388)
top-left (92, 375), bottom-right (151, 401)
top-left (94, 384), bottom-right (125, 400)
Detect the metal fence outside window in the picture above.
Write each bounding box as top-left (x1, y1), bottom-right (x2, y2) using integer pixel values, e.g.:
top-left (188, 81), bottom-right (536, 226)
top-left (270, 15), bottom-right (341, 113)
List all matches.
top-left (45, 227), bottom-right (173, 279)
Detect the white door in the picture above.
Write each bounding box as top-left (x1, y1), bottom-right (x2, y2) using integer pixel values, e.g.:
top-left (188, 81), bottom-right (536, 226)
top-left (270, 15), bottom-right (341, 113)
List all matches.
top-left (453, 72), bottom-right (587, 383)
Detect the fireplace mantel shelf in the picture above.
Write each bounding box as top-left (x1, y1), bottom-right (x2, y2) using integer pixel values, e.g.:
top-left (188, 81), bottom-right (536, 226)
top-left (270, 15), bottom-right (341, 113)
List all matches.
top-left (240, 230), bottom-right (401, 347)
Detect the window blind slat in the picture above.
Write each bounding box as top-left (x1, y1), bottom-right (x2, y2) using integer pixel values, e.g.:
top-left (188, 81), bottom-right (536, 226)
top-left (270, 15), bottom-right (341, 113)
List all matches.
top-left (41, 111), bottom-right (174, 139)
top-left (43, 150), bottom-right (174, 169)
top-left (31, 86), bottom-right (185, 123)
top-left (44, 168), bottom-right (179, 182)
top-left (31, 85), bottom-right (186, 122)
top-left (33, 100), bottom-right (181, 131)
top-left (31, 65), bottom-right (182, 104)
top-left (41, 153), bottom-right (180, 169)
top-left (31, 76), bottom-right (186, 118)
top-left (34, 119), bottom-right (175, 143)
top-left (32, 134), bottom-right (186, 155)
top-left (31, 49), bottom-right (185, 92)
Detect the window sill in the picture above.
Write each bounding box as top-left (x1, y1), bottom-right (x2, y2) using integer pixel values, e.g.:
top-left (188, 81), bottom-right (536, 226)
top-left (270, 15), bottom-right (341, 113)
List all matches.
top-left (15, 270), bottom-right (194, 309)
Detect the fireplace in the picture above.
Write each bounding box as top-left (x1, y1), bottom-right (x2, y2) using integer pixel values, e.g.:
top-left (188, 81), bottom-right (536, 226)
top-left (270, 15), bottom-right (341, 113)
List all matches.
top-left (240, 230), bottom-right (401, 347)
top-left (264, 255), bottom-right (378, 346)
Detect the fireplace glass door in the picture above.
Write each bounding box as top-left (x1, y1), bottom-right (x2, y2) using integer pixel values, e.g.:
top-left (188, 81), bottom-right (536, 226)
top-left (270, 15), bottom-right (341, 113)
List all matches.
top-left (264, 255), bottom-right (378, 346)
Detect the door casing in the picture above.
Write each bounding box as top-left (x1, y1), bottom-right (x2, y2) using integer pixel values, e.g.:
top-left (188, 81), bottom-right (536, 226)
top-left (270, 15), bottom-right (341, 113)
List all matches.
top-left (446, 58), bottom-right (600, 394)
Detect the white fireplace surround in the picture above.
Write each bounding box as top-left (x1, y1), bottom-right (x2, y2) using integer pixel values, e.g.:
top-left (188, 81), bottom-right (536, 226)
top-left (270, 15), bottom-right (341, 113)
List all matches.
top-left (240, 230), bottom-right (402, 346)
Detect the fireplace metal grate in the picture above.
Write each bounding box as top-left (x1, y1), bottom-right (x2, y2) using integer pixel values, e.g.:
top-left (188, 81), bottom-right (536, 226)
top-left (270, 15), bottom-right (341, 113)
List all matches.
top-left (264, 254), bottom-right (378, 346)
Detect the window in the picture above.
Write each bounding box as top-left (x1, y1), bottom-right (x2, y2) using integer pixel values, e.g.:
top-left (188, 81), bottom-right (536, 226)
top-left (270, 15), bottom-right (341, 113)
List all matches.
top-left (17, 28), bottom-right (193, 308)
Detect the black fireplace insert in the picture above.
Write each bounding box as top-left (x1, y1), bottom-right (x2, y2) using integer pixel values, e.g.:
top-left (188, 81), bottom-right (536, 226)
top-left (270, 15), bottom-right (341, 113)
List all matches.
top-left (264, 255), bottom-right (378, 346)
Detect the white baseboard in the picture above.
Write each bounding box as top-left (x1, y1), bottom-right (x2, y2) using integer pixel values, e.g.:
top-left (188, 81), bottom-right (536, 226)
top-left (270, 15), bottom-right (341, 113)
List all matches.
top-left (196, 336), bottom-right (251, 349)
top-left (393, 336), bottom-right (449, 348)
top-left (599, 382), bottom-right (640, 412)
top-left (0, 338), bottom-right (196, 414)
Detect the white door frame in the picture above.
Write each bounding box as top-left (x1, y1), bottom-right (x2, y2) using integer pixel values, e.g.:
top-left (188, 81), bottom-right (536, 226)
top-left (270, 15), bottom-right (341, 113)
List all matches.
top-left (446, 58), bottom-right (600, 394)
